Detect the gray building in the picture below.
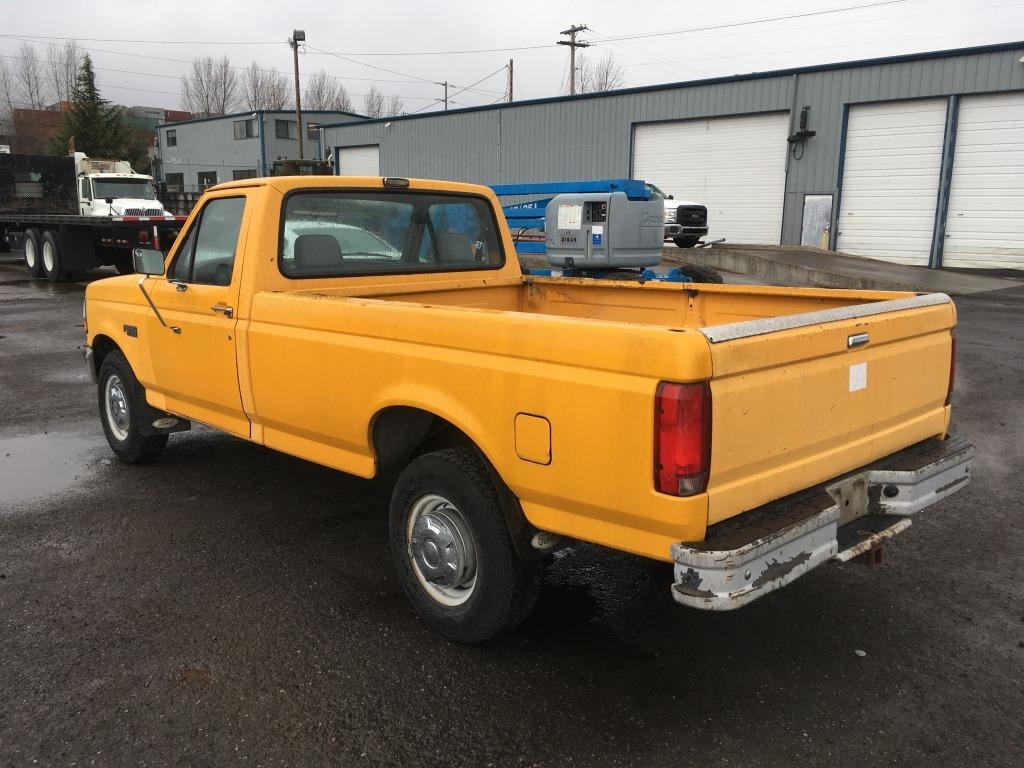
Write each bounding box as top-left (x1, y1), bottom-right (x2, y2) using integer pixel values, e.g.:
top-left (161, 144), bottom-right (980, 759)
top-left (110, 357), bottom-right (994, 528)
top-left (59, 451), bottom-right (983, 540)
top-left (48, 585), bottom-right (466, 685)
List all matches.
top-left (157, 109), bottom-right (365, 192)
top-left (321, 42), bottom-right (1024, 270)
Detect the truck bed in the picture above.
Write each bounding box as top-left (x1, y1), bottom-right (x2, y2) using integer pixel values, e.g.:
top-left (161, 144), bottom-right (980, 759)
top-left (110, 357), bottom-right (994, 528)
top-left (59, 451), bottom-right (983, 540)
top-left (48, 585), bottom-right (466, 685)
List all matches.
top-left (245, 276), bottom-right (954, 558)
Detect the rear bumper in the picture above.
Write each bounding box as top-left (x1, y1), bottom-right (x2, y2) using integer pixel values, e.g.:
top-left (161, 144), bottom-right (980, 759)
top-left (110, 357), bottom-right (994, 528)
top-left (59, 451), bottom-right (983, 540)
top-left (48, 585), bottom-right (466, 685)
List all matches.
top-left (671, 436), bottom-right (973, 610)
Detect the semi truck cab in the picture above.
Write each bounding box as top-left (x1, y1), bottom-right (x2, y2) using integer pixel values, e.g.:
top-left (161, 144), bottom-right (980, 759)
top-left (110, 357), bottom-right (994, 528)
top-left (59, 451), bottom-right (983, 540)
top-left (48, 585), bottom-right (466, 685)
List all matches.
top-left (74, 153), bottom-right (167, 218)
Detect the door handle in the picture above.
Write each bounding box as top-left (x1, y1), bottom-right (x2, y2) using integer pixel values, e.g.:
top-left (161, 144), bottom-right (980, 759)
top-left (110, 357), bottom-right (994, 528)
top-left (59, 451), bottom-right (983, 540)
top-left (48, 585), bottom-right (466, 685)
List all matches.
top-left (211, 304), bottom-right (234, 318)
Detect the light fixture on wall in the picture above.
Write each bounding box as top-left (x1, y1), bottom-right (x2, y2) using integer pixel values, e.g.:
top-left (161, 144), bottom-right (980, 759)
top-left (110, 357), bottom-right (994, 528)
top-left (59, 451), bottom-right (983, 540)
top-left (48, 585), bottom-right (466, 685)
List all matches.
top-left (787, 106), bottom-right (816, 160)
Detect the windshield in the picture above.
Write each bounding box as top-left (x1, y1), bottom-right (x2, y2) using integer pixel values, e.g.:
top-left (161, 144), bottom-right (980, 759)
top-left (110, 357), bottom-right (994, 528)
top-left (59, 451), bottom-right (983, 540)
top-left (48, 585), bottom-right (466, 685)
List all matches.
top-left (280, 191), bottom-right (504, 277)
top-left (92, 178), bottom-right (157, 201)
top-left (645, 182), bottom-right (668, 200)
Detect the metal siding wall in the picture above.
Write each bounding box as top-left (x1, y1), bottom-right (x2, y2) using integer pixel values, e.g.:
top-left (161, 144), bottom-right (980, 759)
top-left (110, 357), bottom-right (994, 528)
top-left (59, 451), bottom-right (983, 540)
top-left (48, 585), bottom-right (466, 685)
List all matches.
top-left (320, 47), bottom-right (1024, 247)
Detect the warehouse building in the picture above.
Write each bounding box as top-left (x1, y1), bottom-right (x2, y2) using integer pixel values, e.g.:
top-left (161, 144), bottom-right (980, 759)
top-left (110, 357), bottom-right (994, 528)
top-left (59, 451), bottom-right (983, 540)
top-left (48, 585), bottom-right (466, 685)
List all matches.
top-left (156, 109), bottom-right (365, 192)
top-left (321, 42), bottom-right (1024, 270)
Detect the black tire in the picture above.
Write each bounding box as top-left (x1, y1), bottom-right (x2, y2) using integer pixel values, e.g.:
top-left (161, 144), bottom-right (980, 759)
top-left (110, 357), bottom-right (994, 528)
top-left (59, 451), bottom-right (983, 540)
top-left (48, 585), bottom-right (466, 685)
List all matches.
top-left (677, 263), bottom-right (725, 283)
top-left (23, 228), bottom-right (44, 278)
top-left (389, 448), bottom-right (542, 643)
top-left (114, 256), bottom-right (134, 275)
top-left (673, 235), bottom-right (701, 248)
top-left (96, 350), bottom-right (168, 463)
top-left (40, 230), bottom-right (69, 283)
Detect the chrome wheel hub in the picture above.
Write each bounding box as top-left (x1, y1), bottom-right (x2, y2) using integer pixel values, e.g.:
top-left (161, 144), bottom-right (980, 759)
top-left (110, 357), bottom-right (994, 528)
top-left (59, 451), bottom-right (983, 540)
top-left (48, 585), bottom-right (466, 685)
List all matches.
top-left (43, 240), bottom-right (54, 272)
top-left (407, 494), bottom-right (477, 606)
top-left (25, 238), bottom-right (37, 268)
top-left (104, 374), bottom-right (130, 442)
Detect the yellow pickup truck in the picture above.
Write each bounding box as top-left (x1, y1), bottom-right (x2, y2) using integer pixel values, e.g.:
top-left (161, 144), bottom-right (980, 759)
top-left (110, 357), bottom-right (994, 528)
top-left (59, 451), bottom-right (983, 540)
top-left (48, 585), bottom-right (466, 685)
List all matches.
top-left (83, 176), bottom-right (973, 642)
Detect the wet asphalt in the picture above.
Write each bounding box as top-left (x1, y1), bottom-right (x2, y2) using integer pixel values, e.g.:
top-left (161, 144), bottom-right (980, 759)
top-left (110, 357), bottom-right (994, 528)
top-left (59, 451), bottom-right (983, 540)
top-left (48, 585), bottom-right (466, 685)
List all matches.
top-left (1, 257), bottom-right (1022, 767)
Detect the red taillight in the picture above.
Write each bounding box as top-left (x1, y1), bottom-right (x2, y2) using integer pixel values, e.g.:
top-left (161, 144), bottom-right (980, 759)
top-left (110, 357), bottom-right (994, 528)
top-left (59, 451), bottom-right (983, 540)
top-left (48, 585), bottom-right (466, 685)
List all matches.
top-left (138, 229), bottom-right (150, 244)
top-left (945, 333), bottom-right (956, 406)
top-left (654, 381), bottom-right (712, 496)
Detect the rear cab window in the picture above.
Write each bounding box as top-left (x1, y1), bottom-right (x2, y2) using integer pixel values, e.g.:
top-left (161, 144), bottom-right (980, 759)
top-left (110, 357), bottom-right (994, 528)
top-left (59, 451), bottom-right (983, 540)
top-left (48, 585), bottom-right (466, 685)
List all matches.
top-left (279, 191), bottom-right (504, 277)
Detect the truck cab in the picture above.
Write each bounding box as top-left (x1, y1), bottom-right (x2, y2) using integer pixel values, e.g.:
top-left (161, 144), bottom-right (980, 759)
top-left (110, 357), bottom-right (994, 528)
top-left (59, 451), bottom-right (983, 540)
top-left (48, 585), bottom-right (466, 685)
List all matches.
top-left (74, 153), bottom-right (167, 218)
top-left (646, 182), bottom-right (709, 248)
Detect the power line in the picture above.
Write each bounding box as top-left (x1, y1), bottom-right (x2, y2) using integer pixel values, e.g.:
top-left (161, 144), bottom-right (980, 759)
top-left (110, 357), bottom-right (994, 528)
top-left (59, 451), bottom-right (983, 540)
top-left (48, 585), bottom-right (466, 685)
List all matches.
top-left (598, 0), bottom-right (916, 44)
top-left (0, 0), bottom-right (916, 58)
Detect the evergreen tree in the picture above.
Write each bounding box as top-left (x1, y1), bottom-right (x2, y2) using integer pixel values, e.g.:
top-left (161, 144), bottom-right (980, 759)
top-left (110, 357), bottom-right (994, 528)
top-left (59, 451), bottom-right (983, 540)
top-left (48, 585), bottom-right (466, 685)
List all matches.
top-left (51, 55), bottom-right (129, 157)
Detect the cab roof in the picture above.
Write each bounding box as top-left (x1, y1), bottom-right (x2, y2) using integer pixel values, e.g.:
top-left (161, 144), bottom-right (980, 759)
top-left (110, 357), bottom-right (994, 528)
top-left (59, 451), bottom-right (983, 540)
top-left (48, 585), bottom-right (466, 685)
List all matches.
top-left (208, 175), bottom-right (497, 199)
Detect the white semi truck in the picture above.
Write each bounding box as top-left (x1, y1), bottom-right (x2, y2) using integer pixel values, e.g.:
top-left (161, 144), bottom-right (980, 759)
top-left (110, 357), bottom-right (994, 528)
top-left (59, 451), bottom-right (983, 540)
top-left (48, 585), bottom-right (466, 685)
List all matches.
top-left (0, 152), bottom-right (185, 281)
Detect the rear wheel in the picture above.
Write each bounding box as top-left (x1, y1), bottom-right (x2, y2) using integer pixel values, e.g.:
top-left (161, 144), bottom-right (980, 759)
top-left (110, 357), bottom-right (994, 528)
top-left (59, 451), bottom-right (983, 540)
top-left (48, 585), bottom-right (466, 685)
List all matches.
top-left (673, 235), bottom-right (701, 248)
top-left (23, 228), bottom-right (44, 278)
top-left (677, 263), bottom-right (724, 283)
top-left (97, 350), bottom-right (168, 463)
top-left (389, 448), bottom-right (542, 643)
top-left (41, 230), bottom-right (69, 282)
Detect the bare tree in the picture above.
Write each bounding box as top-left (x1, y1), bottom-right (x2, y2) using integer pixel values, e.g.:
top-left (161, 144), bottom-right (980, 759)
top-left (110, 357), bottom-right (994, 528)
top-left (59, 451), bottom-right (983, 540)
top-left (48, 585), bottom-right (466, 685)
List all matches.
top-left (363, 85), bottom-right (385, 119)
top-left (180, 56), bottom-right (239, 116)
top-left (46, 40), bottom-right (83, 105)
top-left (304, 70), bottom-right (352, 112)
top-left (577, 52), bottom-right (626, 94)
top-left (385, 94), bottom-right (404, 116)
top-left (242, 62), bottom-right (291, 110)
top-left (0, 59), bottom-right (18, 135)
top-left (15, 43), bottom-right (49, 110)
top-left (264, 71), bottom-right (291, 110)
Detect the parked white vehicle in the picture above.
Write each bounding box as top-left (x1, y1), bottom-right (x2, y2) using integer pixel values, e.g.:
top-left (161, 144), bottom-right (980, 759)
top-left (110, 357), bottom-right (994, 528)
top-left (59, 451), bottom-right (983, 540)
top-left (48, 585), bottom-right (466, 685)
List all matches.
top-left (74, 153), bottom-right (169, 218)
top-left (646, 182), bottom-right (709, 248)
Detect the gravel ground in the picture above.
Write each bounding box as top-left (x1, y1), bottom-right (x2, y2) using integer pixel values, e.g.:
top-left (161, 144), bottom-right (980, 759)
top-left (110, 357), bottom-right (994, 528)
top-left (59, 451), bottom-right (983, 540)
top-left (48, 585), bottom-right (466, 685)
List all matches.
top-left (1, 258), bottom-right (1021, 767)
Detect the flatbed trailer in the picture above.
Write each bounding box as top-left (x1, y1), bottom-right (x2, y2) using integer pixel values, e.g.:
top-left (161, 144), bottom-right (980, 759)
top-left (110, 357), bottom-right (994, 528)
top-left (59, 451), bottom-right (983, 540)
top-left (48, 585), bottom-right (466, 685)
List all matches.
top-left (0, 213), bottom-right (186, 282)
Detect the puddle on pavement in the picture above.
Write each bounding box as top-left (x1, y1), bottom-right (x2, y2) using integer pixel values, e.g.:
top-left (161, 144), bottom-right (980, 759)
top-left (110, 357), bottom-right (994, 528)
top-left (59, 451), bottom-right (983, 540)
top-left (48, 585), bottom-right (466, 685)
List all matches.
top-left (0, 431), bottom-right (104, 508)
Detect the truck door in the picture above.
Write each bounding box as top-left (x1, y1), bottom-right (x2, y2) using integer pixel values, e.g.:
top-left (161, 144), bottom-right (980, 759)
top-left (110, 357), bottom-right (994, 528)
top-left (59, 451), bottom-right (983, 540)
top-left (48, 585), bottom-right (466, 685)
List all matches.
top-left (79, 178), bottom-right (92, 215)
top-left (143, 193), bottom-right (250, 437)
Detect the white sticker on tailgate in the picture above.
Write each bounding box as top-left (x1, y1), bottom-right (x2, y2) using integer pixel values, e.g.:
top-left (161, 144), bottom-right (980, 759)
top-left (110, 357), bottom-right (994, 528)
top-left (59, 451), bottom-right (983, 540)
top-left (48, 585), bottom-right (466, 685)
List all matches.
top-left (849, 362), bottom-right (868, 392)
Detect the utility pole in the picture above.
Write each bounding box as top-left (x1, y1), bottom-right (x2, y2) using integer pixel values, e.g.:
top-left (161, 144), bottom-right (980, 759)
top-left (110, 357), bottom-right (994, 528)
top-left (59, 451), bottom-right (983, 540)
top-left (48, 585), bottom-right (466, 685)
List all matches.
top-left (290, 29), bottom-right (305, 160)
top-left (443, 81), bottom-right (449, 111)
top-left (507, 59), bottom-right (514, 102)
top-left (558, 24), bottom-right (590, 95)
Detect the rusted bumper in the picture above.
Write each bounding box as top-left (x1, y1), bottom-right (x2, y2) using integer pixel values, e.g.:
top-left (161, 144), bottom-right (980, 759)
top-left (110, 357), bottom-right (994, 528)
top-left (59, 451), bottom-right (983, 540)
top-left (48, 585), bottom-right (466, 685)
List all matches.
top-left (671, 436), bottom-right (974, 610)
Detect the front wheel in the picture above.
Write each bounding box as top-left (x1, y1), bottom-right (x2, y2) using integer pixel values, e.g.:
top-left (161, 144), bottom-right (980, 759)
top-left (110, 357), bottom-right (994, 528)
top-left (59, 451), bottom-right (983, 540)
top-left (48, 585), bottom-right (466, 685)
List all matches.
top-left (389, 448), bottom-right (542, 643)
top-left (97, 350), bottom-right (168, 463)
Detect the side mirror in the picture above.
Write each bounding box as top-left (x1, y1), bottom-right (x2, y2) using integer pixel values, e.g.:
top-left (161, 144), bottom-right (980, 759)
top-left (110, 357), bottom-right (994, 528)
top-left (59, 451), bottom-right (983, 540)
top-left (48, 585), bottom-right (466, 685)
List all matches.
top-left (668, 194), bottom-right (674, 200)
top-left (105, 197), bottom-right (114, 204)
top-left (132, 248), bottom-right (165, 276)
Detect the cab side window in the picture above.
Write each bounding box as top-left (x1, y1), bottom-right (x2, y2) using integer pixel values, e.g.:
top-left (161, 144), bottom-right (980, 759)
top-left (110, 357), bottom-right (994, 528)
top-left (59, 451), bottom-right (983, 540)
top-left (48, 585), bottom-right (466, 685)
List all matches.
top-left (168, 197), bottom-right (246, 286)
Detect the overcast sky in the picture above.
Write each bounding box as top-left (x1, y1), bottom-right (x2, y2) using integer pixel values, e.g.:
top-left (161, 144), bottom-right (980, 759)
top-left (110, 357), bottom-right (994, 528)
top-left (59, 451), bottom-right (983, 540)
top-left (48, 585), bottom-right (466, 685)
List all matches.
top-left (2, 0), bottom-right (1022, 114)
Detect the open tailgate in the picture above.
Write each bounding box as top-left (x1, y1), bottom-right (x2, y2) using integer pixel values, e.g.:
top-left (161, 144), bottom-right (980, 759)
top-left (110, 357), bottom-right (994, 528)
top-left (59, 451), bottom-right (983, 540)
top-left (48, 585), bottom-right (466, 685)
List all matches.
top-left (702, 293), bottom-right (956, 525)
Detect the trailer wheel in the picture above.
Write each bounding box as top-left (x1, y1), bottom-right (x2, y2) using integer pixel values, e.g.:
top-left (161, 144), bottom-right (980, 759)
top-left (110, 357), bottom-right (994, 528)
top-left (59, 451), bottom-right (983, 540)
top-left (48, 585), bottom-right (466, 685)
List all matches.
top-left (390, 447), bottom-right (543, 643)
top-left (40, 230), bottom-right (69, 283)
top-left (23, 229), bottom-right (44, 278)
top-left (676, 263), bottom-right (725, 284)
top-left (673, 236), bottom-right (701, 248)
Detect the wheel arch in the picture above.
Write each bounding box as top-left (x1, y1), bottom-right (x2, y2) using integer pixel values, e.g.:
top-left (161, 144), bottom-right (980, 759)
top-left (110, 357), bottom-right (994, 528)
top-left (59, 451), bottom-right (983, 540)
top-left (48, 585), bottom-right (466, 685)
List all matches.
top-left (370, 404), bottom-right (537, 557)
top-left (90, 333), bottom-right (122, 378)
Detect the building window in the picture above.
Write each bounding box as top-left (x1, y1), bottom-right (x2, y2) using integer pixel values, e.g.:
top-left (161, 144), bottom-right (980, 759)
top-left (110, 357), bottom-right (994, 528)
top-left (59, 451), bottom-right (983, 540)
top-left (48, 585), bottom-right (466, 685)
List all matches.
top-left (166, 129), bottom-right (177, 147)
top-left (275, 119), bottom-right (297, 140)
top-left (197, 171), bottom-right (218, 188)
top-left (233, 118), bottom-right (257, 140)
top-left (307, 122), bottom-right (319, 141)
top-left (232, 169), bottom-right (257, 180)
top-left (165, 173), bottom-right (184, 190)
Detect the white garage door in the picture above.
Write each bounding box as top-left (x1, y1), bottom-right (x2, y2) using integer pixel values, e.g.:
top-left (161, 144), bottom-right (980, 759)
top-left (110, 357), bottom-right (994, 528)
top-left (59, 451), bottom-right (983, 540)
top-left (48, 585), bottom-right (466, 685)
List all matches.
top-left (943, 92), bottom-right (1024, 269)
top-left (632, 112), bottom-right (790, 244)
top-left (337, 145), bottom-right (380, 176)
top-left (836, 99), bottom-right (947, 266)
